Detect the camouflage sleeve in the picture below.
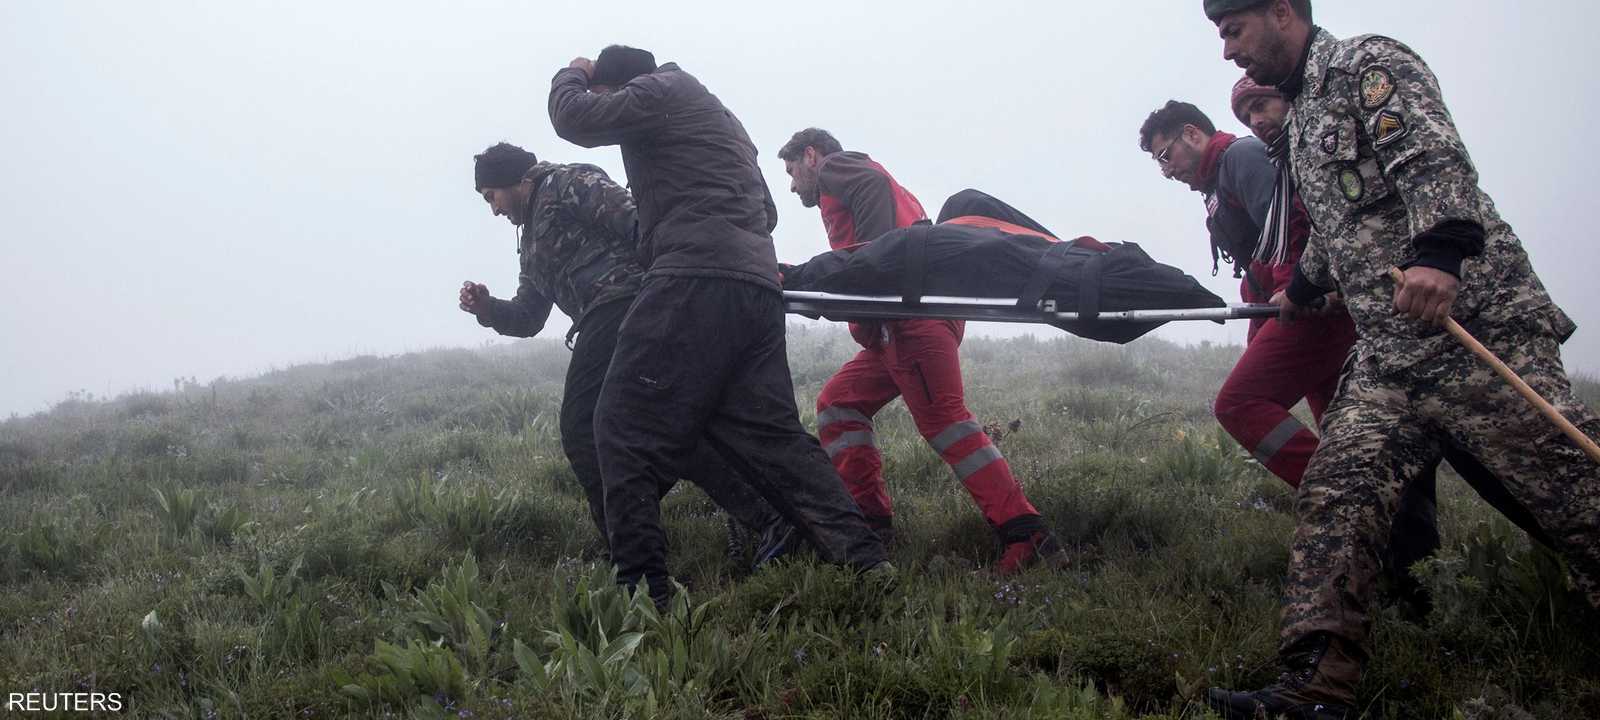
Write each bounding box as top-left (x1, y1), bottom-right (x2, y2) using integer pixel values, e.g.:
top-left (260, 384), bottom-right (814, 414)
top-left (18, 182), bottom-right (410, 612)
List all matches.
top-left (479, 276), bottom-right (554, 339)
top-left (562, 166), bottom-right (639, 250)
top-left (548, 68), bottom-right (668, 148)
top-left (1351, 38), bottom-right (1486, 248)
top-left (479, 191), bottom-right (557, 338)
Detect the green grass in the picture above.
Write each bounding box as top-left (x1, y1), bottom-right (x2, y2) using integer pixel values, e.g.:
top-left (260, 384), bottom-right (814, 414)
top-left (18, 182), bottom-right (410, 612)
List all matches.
top-left (0, 330), bottom-right (1595, 718)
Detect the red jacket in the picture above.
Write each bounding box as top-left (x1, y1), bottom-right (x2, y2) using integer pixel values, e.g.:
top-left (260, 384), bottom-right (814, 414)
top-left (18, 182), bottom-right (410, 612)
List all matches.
top-left (818, 152), bottom-right (927, 250)
top-left (816, 152), bottom-right (928, 347)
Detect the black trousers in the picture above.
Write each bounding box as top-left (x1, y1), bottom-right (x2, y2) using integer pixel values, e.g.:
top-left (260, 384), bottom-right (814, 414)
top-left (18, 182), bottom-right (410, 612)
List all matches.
top-left (596, 276), bottom-right (886, 601)
top-left (560, 299), bottom-right (780, 551)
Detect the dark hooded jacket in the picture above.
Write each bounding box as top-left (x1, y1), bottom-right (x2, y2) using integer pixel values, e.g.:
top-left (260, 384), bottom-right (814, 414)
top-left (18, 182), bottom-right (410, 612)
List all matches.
top-left (548, 63), bottom-right (780, 289)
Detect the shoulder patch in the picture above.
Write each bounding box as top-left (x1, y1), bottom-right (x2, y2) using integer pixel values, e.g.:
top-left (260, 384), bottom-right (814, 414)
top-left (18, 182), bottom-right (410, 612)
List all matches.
top-left (1337, 166), bottom-right (1364, 202)
top-left (1360, 66), bottom-right (1396, 109)
top-left (1321, 129), bottom-right (1340, 154)
top-left (1372, 110), bottom-right (1409, 148)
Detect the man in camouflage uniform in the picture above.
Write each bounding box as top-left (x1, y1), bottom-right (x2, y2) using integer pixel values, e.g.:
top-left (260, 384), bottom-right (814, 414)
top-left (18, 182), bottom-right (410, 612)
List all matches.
top-left (1200, 1), bottom-right (1600, 718)
top-left (460, 142), bottom-right (792, 564)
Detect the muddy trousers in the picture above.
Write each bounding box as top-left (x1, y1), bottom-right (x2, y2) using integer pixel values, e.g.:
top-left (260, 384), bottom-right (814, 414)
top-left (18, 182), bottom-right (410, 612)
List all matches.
top-left (1281, 323), bottom-right (1600, 660)
top-left (560, 299), bottom-right (779, 553)
top-left (595, 276), bottom-right (886, 604)
top-left (1216, 315), bottom-right (1553, 602)
top-left (815, 319), bottom-right (1043, 541)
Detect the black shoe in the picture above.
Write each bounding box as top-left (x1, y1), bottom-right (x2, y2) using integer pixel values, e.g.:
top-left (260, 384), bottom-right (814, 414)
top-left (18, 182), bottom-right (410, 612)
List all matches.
top-left (1205, 687), bottom-right (1350, 719)
top-left (1206, 633), bottom-right (1359, 720)
top-left (751, 520), bottom-right (798, 571)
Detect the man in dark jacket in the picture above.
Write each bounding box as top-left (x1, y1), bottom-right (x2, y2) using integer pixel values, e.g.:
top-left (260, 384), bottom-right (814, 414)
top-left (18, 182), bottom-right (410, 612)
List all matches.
top-left (778, 128), bottom-right (1064, 574)
top-left (460, 142), bottom-right (793, 563)
top-left (548, 46), bottom-right (889, 606)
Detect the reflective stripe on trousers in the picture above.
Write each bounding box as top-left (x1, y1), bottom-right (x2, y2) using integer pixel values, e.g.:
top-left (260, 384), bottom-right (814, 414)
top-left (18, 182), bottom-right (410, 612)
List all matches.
top-left (818, 406), bottom-right (879, 459)
top-left (930, 419), bottom-right (1003, 480)
top-left (1252, 415), bottom-right (1309, 465)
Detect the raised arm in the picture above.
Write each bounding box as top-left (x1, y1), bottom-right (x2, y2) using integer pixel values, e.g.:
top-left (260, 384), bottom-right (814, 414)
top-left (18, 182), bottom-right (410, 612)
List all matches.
top-left (547, 66), bottom-right (669, 149)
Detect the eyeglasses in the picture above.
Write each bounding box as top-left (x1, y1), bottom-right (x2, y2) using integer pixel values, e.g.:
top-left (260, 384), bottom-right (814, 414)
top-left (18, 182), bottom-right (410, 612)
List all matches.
top-left (1154, 135), bottom-right (1182, 167)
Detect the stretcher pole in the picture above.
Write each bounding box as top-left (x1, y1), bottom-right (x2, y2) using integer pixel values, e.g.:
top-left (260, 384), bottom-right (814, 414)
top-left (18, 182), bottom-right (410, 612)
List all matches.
top-left (1387, 268), bottom-right (1600, 464)
top-left (781, 290), bottom-right (1279, 324)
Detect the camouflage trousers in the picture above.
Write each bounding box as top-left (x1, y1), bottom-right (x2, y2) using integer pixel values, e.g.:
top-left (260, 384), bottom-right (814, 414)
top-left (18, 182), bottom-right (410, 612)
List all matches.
top-left (1282, 321), bottom-right (1600, 656)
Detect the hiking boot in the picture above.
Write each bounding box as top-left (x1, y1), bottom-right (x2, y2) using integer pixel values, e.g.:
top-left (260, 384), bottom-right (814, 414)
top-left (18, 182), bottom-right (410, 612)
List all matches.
top-left (997, 530), bottom-right (1067, 575)
top-left (1205, 633), bottom-right (1360, 720)
top-left (751, 519), bottom-right (799, 571)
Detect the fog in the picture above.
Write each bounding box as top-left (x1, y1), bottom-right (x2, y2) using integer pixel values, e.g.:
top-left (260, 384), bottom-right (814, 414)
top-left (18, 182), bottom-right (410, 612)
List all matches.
top-left (3, 0), bottom-right (1595, 417)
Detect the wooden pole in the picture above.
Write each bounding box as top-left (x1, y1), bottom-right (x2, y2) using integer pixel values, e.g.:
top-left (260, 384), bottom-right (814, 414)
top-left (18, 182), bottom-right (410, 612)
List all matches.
top-left (1389, 267), bottom-right (1600, 464)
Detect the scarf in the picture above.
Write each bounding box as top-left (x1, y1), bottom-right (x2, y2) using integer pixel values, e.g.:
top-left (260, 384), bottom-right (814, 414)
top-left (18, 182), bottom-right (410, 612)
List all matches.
top-left (1256, 27), bottom-right (1321, 270)
top-left (1254, 126), bottom-right (1294, 268)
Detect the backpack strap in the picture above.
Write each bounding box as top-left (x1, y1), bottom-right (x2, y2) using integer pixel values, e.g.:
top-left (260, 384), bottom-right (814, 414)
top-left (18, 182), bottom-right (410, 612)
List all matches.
top-left (1078, 253), bottom-right (1106, 322)
top-left (1016, 241), bottom-right (1074, 309)
top-left (900, 225), bottom-right (929, 305)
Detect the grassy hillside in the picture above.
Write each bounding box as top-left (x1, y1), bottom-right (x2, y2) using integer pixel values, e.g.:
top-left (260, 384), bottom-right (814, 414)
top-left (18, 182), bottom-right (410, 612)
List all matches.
top-left (2, 327), bottom-right (1596, 719)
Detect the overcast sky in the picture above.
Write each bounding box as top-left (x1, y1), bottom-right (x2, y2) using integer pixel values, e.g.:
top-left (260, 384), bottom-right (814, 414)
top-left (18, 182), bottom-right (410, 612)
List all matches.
top-left (3, 0), bottom-right (1596, 417)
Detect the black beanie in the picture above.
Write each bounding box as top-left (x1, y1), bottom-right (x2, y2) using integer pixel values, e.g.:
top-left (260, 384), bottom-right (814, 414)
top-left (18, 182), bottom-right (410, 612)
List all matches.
top-left (591, 45), bottom-right (657, 86)
top-left (474, 143), bottom-right (538, 190)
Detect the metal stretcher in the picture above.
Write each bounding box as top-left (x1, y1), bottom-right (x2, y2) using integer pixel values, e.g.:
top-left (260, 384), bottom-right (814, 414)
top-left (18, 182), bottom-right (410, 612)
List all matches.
top-left (782, 291), bottom-right (1279, 325)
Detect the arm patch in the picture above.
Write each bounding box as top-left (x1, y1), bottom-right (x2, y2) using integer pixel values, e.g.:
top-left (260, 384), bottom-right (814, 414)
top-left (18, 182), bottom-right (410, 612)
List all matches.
top-left (1360, 66), bottom-right (1396, 109)
top-left (1372, 109), bottom-right (1409, 148)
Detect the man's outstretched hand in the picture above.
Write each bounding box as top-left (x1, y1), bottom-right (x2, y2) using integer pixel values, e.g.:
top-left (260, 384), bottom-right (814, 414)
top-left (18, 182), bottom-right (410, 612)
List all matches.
top-left (459, 281), bottom-right (492, 316)
top-left (568, 57), bottom-right (594, 79)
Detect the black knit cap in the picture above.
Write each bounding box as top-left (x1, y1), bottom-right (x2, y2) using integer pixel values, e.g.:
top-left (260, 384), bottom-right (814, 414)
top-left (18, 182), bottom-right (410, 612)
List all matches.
top-left (1204, 0), bottom-right (1270, 22)
top-left (591, 45), bottom-right (657, 87)
top-left (474, 142), bottom-right (537, 190)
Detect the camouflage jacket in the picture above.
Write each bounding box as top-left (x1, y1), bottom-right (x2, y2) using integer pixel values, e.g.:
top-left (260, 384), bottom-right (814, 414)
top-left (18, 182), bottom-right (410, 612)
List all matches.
top-left (1287, 29), bottom-right (1574, 373)
top-left (478, 162), bottom-right (644, 338)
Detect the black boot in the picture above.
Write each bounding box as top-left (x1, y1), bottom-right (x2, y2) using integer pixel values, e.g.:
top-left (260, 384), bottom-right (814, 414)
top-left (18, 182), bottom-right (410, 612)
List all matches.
top-left (1205, 633), bottom-right (1360, 720)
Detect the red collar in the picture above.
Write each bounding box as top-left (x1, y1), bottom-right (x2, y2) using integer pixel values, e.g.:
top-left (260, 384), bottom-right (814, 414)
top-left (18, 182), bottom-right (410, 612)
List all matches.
top-left (1195, 131), bottom-right (1238, 194)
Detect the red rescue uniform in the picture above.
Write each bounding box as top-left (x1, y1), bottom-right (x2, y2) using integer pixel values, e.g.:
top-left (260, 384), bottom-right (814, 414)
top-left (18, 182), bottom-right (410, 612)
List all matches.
top-left (810, 152), bottom-right (1044, 541)
top-left (1199, 133), bottom-right (1357, 486)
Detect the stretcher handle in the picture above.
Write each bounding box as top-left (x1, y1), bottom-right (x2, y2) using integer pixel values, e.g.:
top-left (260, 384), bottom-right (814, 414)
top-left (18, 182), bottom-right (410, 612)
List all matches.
top-left (1389, 267), bottom-right (1600, 464)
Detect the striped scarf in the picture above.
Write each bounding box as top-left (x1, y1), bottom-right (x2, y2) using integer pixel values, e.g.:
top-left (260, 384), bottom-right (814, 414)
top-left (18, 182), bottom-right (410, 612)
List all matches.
top-left (1254, 124), bottom-right (1294, 267)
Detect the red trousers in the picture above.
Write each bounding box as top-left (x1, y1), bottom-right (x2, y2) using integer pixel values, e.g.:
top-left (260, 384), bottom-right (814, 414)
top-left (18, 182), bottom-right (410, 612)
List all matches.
top-left (1214, 314), bottom-right (1358, 487)
top-left (815, 319), bottom-right (1041, 534)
